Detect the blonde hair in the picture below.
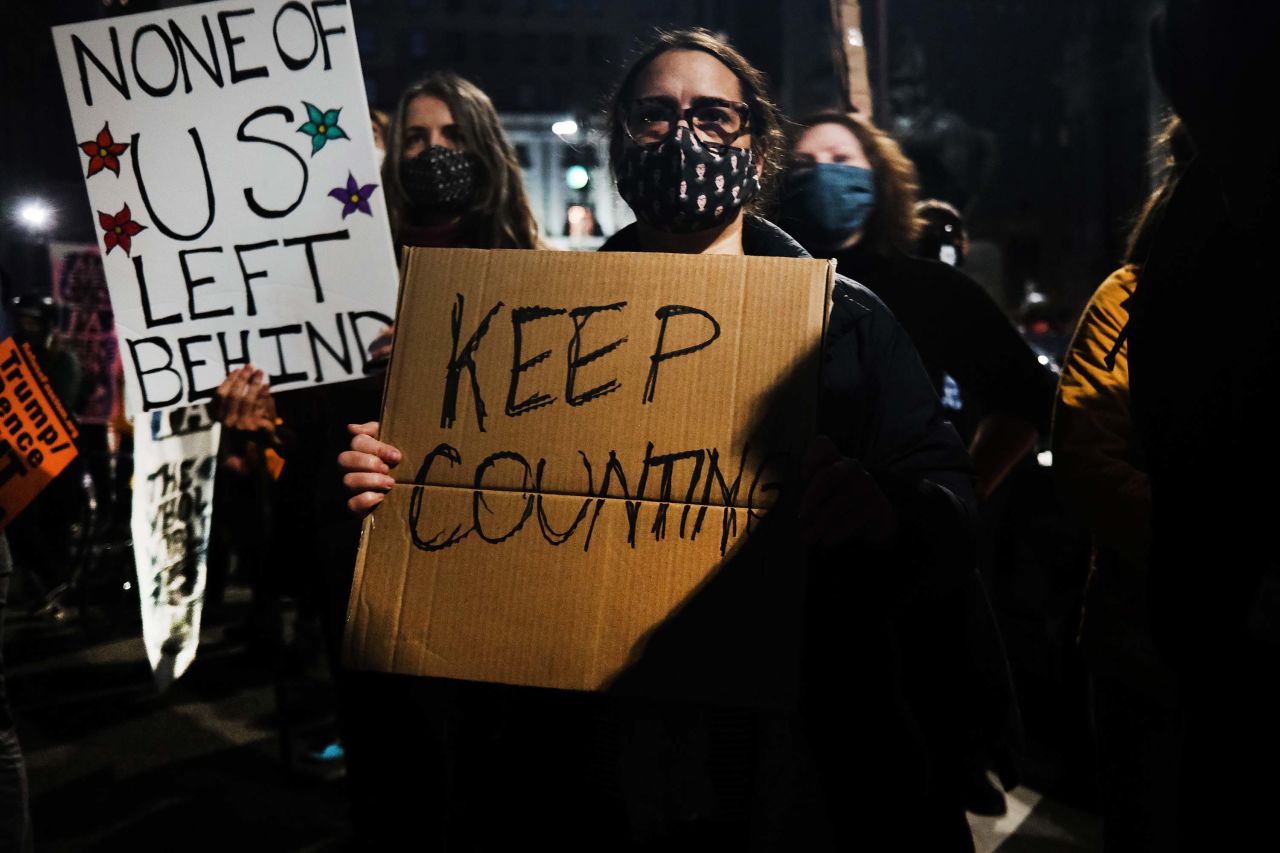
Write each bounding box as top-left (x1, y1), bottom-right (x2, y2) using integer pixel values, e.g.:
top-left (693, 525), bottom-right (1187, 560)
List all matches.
top-left (384, 72), bottom-right (541, 249)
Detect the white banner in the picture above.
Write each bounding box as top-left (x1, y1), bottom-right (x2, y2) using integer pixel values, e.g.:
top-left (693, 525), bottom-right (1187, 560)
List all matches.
top-left (131, 404), bottom-right (220, 686)
top-left (52, 0), bottom-right (398, 415)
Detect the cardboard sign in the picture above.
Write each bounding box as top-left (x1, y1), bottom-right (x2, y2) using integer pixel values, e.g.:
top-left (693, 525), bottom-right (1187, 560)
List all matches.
top-left (344, 249), bottom-right (831, 705)
top-left (132, 403), bottom-right (220, 686)
top-left (50, 242), bottom-right (118, 424)
top-left (52, 0), bottom-right (398, 416)
top-left (0, 339), bottom-right (80, 530)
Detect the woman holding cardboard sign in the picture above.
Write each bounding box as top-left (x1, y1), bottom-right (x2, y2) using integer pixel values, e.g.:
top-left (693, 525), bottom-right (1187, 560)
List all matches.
top-left (341, 29), bottom-right (979, 850)
top-left (215, 71), bottom-right (543, 843)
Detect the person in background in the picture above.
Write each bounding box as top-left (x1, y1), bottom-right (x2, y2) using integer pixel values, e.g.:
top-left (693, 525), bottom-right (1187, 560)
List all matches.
top-left (4, 296), bottom-right (80, 416)
top-left (780, 112), bottom-right (1054, 494)
top-left (1054, 115), bottom-right (1190, 852)
top-left (779, 111), bottom-right (1052, 821)
top-left (915, 199), bottom-right (969, 268)
top-left (382, 72), bottom-right (542, 253)
top-left (214, 70), bottom-right (542, 844)
top-left (1, 296), bottom-right (83, 620)
top-left (341, 28), bottom-right (979, 850)
top-left (1128, 2), bottom-right (1280, 847)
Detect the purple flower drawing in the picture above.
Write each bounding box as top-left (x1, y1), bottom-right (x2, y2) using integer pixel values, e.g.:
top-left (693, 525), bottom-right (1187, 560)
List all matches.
top-left (329, 172), bottom-right (378, 218)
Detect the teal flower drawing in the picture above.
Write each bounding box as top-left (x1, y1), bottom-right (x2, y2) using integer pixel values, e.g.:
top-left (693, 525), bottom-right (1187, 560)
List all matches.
top-left (297, 102), bottom-right (349, 155)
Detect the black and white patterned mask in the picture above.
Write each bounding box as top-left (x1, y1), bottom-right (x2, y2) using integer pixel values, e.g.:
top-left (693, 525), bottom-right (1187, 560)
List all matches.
top-left (616, 127), bottom-right (758, 233)
top-left (399, 145), bottom-right (477, 216)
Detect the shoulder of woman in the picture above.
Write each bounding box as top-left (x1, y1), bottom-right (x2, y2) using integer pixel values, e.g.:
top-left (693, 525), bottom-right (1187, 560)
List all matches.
top-left (1101, 265), bottom-right (1139, 297)
top-left (830, 274), bottom-right (884, 332)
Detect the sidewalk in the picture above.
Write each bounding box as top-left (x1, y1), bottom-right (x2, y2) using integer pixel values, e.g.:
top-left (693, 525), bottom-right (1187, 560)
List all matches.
top-left (6, 590), bottom-right (350, 852)
top-left (6, 588), bottom-right (1100, 852)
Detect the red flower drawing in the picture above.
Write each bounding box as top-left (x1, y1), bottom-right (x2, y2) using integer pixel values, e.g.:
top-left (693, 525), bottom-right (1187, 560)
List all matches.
top-left (98, 204), bottom-right (146, 255)
top-left (79, 123), bottom-right (129, 178)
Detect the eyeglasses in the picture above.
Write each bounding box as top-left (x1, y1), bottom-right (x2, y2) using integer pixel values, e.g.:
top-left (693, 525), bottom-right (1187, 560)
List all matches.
top-left (621, 97), bottom-right (751, 147)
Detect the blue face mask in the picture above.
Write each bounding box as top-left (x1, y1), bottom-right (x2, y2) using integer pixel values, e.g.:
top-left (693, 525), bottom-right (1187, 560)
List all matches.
top-left (780, 162), bottom-right (876, 251)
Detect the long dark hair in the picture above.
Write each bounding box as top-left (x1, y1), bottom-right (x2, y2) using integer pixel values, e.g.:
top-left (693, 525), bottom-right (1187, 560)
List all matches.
top-left (606, 28), bottom-right (786, 210)
top-left (384, 72), bottom-right (541, 249)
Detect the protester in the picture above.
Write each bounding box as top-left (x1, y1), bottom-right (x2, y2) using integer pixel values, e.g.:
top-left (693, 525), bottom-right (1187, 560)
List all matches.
top-left (1127, 2), bottom-right (1280, 848)
top-left (382, 72), bottom-right (542, 252)
top-left (779, 112), bottom-right (1054, 493)
top-left (1054, 115), bottom-right (1189, 852)
top-left (777, 110), bottom-right (1046, 820)
top-left (214, 70), bottom-right (543, 841)
top-left (340, 28), bottom-right (980, 850)
top-left (1, 295), bottom-right (83, 620)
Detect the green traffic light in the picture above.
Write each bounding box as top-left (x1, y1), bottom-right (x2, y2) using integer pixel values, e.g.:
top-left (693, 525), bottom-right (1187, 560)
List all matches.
top-left (566, 164), bottom-right (590, 190)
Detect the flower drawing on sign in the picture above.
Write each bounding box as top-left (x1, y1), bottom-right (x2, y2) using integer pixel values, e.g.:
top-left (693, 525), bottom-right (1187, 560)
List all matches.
top-left (97, 204), bottom-right (146, 255)
top-left (78, 122), bottom-right (129, 178)
top-left (298, 102), bottom-right (349, 154)
top-left (329, 172), bottom-right (378, 218)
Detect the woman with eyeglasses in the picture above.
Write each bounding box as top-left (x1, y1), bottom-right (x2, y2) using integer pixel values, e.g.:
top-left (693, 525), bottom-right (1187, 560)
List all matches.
top-left (340, 30), bottom-right (977, 849)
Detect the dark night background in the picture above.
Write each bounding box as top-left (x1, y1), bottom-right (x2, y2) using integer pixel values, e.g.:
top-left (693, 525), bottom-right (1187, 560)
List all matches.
top-left (3, 0), bottom-right (1162, 318)
top-left (0, 3), bottom-right (1171, 848)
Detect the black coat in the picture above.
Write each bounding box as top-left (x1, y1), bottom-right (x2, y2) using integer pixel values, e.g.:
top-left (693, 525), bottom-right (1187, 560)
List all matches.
top-left (831, 246), bottom-right (1055, 444)
top-left (601, 217), bottom-right (977, 567)
top-left (601, 217), bottom-right (989, 849)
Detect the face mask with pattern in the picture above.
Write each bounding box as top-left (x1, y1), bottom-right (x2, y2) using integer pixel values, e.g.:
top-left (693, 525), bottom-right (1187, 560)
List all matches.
top-left (616, 126), bottom-right (758, 233)
top-left (399, 145), bottom-right (477, 219)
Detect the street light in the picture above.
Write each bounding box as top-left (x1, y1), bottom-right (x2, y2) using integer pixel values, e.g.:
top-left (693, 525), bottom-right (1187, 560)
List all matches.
top-left (551, 119), bottom-right (579, 138)
top-left (16, 198), bottom-right (54, 233)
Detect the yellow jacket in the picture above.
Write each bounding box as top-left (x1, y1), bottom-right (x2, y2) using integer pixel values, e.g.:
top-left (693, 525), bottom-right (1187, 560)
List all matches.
top-left (1054, 267), bottom-right (1168, 691)
top-left (1053, 266), bottom-right (1149, 565)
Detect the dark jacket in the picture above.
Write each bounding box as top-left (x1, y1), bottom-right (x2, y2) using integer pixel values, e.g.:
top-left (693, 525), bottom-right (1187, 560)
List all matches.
top-left (601, 217), bottom-right (978, 579)
top-left (1130, 158), bottom-right (1280, 672)
top-left (601, 216), bottom-right (986, 848)
top-left (832, 247), bottom-right (1056, 444)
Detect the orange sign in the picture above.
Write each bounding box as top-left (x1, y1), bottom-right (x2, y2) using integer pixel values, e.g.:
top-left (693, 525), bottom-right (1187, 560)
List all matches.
top-left (0, 337), bottom-right (80, 529)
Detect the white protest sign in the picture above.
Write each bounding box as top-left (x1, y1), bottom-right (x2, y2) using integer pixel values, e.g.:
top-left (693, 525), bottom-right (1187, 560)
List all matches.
top-left (131, 404), bottom-right (220, 686)
top-left (52, 0), bottom-right (398, 415)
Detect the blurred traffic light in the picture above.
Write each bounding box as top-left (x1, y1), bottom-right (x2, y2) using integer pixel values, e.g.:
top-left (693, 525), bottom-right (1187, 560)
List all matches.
top-left (561, 144), bottom-right (598, 193)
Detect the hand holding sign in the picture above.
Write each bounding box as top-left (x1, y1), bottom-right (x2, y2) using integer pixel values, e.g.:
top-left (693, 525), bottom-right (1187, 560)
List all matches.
top-left (342, 249), bottom-right (832, 698)
top-left (367, 324), bottom-right (394, 363)
top-left (339, 420), bottom-right (401, 516)
top-left (798, 434), bottom-right (898, 549)
top-left (213, 365), bottom-right (278, 445)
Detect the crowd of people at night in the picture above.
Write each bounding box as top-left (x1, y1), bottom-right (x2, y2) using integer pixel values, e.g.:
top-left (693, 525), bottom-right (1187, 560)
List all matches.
top-left (2, 0), bottom-right (1278, 849)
